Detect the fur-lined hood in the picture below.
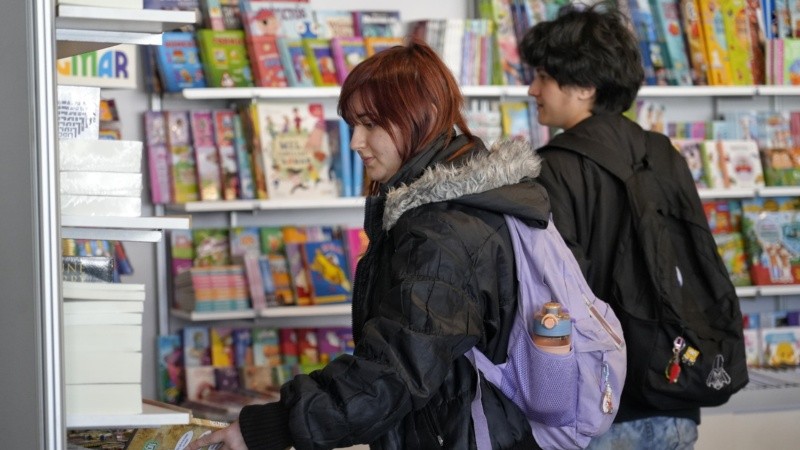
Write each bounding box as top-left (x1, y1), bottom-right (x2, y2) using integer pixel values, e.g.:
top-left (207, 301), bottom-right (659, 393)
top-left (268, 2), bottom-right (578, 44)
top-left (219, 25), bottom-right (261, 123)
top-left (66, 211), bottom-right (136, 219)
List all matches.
top-left (383, 139), bottom-right (549, 230)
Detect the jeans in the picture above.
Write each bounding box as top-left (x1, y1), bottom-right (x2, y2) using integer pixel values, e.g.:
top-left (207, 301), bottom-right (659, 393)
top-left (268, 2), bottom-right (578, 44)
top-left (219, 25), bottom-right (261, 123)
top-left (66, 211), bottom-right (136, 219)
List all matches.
top-left (585, 417), bottom-right (698, 450)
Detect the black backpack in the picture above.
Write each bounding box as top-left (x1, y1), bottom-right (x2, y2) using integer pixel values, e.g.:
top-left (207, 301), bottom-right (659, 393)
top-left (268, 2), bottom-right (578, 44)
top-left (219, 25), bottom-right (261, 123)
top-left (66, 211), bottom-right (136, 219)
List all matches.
top-left (546, 128), bottom-right (749, 410)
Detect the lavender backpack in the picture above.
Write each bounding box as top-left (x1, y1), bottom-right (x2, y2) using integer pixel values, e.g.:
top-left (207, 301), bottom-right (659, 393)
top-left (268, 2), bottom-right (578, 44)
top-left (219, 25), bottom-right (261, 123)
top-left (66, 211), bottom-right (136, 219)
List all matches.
top-left (466, 215), bottom-right (627, 450)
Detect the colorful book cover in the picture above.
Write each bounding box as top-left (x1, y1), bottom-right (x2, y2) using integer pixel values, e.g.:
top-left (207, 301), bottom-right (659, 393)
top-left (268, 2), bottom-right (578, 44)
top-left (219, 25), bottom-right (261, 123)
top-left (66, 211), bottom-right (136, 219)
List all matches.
top-left (714, 232), bottom-right (752, 286)
top-left (316, 327), bottom-right (344, 364)
top-left (214, 366), bottom-right (241, 391)
top-left (254, 101), bottom-right (337, 199)
top-left (210, 326), bottom-right (235, 367)
top-left (232, 111), bottom-right (256, 199)
top-left (231, 327), bottom-right (253, 367)
top-left (212, 109), bottom-right (240, 200)
top-left (165, 110), bottom-right (200, 203)
top-left (679, 0), bottom-right (710, 85)
top-left (760, 326), bottom-right (800, 366)
top-left (304, 240), bottom-right (352, 304)
top-left (325, 118), bottom-right (353, 197)
top-left (170, 229), bottom-right (194, 276)
top-left (313, 9), bottom-right (356, 39)
top-left (196, 29), bottom-right (254, 87)
top-left (267, 253), bottom-right (295, 305)
top-left (182, 326), bottom-right (212, 367)
top-left (247, 34), bottom-right (290, 87)
top-left (343, 227), bottom-right (368, 280)
top-left (190, 110), bottom-right (223, 201)
top-left (259, 226), bottom-right (285, 254)
top-left (240, 0), bottom-right (316, 39)
top-left (741, 197), bottom-right (800, 285)
top-left (143, 110), bottom-right (172, 204)
top-left (278, 328), bottom-right (299, 366)
top-left (229, 226), bottom-right (261, 257)
top-left (276, 37), bottom-right (315, 87)
top-left (479, 0), bottom-right (524, 85)
top-left (296, 328), bottom-right (319, 365)
top-left (700, 140), bottom-right (726, 188)
top-left (696, 0), bottom-right (733, 85)
top-left (721, 0), bottom-right (756, 85)
top-left (352, 10), bottom-right (403, 37)
top-left (703, 199), bottom-right (737, 234)
top-left (651, 0), bottom-right (694, 85)
top-left (192, 228), bottom-right (231, 267)
top-left (783, 38), bottom-right (800, 85)
top-left (235, 251), bottom-right (267, 310)
top-left (363, 36), bottom-right (404, 57)
top-left (717, 139), bottom-right (765, 188)
top-left (628, 0), bottom-right (665, 85)
top-left (156, 333), bottom-right (184, 404)
top-left (155, 31), bottom-right (206, 92)
top-left (302, 38), bottom-right (339, 87)
top-left (672, 138), bottom-right (708, 189)
top-left (252, 327), bottom-right (281, 367)
top-left (499, 101), bottom-right (531, 141)
top-left (240, 103), bottom-right (269, 199)
top-left (330, 36), bottom-right (366, 85)
top-left (284, 241), bottom-right (312, 306)
top-left (257, 254), bottom-right (277, 306)
top-left (743, 328), bottom-right (761, 366)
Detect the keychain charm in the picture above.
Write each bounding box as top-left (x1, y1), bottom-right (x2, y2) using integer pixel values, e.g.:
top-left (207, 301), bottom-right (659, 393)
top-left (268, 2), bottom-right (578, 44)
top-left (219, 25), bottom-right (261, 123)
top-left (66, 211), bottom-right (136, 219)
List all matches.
top-left (601, 363), bottom-right (614, 414)
top-left (665, 337), bottom-right (686, 384)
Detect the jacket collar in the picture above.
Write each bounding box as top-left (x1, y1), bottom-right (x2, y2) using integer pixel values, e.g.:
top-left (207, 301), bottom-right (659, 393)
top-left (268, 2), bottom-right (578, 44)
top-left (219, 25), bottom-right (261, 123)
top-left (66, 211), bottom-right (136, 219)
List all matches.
top-left (383, 138), bottom-right (545, 230)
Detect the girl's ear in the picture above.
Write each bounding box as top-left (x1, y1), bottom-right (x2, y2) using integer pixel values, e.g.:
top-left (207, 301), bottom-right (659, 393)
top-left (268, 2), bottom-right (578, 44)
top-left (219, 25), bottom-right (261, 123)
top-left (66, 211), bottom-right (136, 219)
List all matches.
top-left (576, 85), bottom-right (596, 101)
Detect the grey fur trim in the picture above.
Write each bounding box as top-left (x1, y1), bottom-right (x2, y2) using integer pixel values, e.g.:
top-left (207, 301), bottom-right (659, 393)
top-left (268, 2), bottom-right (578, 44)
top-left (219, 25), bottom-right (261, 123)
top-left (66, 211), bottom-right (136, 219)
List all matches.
top-left (383, 139), bottom-right (541, 230)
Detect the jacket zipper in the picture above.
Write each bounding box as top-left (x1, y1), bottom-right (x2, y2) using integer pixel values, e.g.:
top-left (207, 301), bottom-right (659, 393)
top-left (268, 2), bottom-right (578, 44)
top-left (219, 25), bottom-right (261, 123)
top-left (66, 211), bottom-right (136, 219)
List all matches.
top-left (423, 406), bottom-right (444, 447)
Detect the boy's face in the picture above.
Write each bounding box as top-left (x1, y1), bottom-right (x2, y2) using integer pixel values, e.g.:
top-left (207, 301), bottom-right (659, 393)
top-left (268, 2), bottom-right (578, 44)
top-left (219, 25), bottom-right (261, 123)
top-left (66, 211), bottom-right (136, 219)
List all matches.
top-left (527, 68), bottom-right (594, 130)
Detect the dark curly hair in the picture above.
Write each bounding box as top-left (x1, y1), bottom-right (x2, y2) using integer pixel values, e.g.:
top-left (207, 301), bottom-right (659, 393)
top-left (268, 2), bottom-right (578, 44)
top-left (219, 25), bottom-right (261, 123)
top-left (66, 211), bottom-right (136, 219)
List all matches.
top-left (518, 1), bottom-right (643, 114)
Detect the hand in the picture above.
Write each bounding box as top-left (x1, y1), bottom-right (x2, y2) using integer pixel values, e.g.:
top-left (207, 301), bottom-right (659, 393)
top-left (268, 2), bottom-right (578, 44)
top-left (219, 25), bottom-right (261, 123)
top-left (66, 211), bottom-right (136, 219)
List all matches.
top-left (186, 421), bottom-right (247, 450)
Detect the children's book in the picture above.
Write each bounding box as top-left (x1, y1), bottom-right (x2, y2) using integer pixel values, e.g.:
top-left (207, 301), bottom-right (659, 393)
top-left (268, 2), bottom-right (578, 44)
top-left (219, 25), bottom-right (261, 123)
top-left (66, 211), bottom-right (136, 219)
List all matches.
top-left (156, 333), bottom-right (184, 404)
top-left (302, 38), bottom-right (339, 87)
top-left (761, 326), bottom-right (800, 366)
top-left (478, 0), bottom-right (524, 85)
top-left (343, 226), bottom-right (368, 280)
top-left (721, 0), bottom-right (756, 85)
top-left (182, 326), bottom-right (212, 367)
top-left (364, 36), bottom-right (404, 57)
top-left (143, 110), bottom-right (172, 204)
top-left (651, 0), bottom-right (693, 85)
top-left (232, 109), bottom-right (256, 199)
top-left (330, 36), bottom-right (366, 84)
top-left (325, 118), bottom-right (352, 197)
top-left (212, 109), bottom-right (240, 200)
top-left (254, 101), bottom-right (337, 199)
top-left (246, 34), bottom-right (290, 87)
top-left (252, 327), bottom-right (281, 367)
top-left (696, 0), bottom-right (733, 85)
top-left (717, 139), bottom-right (765, 188)
top-left (313, 9), bottom-right (356, 39)
top-left (352, 10), bottom-right (403, 37)
top-left (190, 110), bottom-right (223, 201)
top-left (283, 227), bottom-right (312, 306)
top-left (165, 110), bottom-right (200, 203)
top-left (276, 37), bottom-right (315, 87)
top-left (154, 31), bottom-right (206, 92)
top-left (196, 29), bottom-right (254, 87)
top-left (499, 101), bottom-right (531, 141)
top-left (679, 0), bottom-right (709, 85)
top-left (714, 232), bottom-right (752, 286)
top-left (304, 239), bottom-right (352, 304)
top-left (700, 140), bottom-right (726, 188)
top-left (193, 228), bottom-right (231, 267)
top-left (170, 229), bottom-right (194, 276)
top-left (239, 0), bottom-right (316, 39)
top-left (741, 197), bottom-right (800, 285)
top-left (673, 138), bottom-right (708, 189)
top-left (210, 326), bottom-right (235, 367)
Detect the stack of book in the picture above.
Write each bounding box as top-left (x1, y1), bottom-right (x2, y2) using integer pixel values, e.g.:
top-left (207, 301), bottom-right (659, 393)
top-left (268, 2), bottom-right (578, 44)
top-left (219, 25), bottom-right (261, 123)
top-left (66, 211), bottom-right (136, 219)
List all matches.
top-left (63, 281), bottom-right (146, 415)
top-left (173, 265), bottom-right (250, 313)
top-left (57, 85), bottom-right (144, 217)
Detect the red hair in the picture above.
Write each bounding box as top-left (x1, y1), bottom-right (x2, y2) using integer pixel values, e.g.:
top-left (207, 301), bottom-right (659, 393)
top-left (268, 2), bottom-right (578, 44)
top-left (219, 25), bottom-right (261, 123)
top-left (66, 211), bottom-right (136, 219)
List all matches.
top-left (338, 38), bottom-right (474, 193)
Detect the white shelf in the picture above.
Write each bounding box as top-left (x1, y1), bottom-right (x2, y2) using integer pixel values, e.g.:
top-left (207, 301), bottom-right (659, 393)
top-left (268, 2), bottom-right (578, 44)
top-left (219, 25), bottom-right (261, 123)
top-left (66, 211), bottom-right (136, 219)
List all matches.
top-left (182, 86), bottom-right (342, 100)
top-left (171, 304), bottom-right (352, 327)
top-left (61, 215), bottom-right (191, 242)
top-left (66, 400), bottom-right (191, 429)
top-left (178, 84), bottom-right (800, 100)
top-left (166, 197), bottom-right (365, 213)
top-left (736, 285), bottom-right (800, 297)
top-left (698, 186), bottom-right (800, 200)
top-left (55, 5), bottom-right (198, 58)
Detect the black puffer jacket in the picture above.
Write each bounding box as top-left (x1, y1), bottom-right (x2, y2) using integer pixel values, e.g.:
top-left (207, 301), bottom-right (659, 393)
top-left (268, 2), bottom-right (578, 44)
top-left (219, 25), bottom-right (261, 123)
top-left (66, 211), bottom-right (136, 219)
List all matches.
top-left (238, 134), bottom-right (551, 449)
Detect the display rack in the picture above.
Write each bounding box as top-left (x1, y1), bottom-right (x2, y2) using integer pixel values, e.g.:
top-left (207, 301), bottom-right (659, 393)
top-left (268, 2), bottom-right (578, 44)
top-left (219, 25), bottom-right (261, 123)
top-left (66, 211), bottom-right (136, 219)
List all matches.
top-left (54, 4), bottom-right (199, 431)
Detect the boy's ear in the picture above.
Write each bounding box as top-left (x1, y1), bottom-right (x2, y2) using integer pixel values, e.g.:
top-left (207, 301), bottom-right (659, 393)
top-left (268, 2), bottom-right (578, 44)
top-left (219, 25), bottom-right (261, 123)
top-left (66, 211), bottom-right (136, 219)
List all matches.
top-left (576, 85), bottom-right (596, 101)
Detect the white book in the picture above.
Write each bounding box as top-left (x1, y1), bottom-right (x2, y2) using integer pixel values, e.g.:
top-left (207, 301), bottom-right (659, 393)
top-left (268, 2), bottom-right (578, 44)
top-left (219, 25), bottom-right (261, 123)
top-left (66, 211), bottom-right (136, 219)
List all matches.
top-left (59, 139), bottom-right (143, 173)
top-left (65, 350), bottom-right (142, 384)
top-left (64, 324), bottom-right (142, 352)
top-left (65, 383), bottom-right (143, 415)
top-left (63, 281), bottom-right (145, 301)
top-left (63, 300), bottom-right (144, 314)
top-left (64, 312), bottom-right (142, 326)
